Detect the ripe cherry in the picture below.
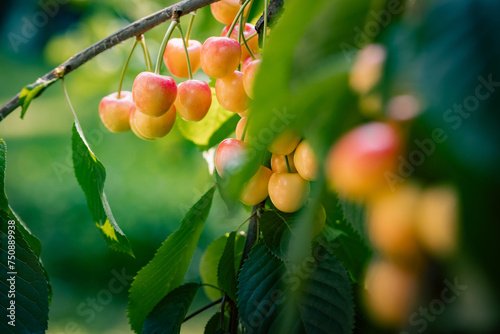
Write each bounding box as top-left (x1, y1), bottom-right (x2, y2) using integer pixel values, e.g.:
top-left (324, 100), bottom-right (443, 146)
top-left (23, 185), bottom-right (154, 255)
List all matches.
top-left (215, 71), bottom-right (249, 113)
top-left (132, 72), bottom-right (177, 117)
top-left (175, 80), bottom-right (212, 122)
top-left (99, 91), bottom-right (134, 133)
top-left (215, 138), bottom-right (247, 177)
top-left (222, 23), bottom-right (259, 62)
top-left (270, 152), bottom-right (297, 173)
top-left (130, 105), bottom-right (176, 140)
top-left (327, 122), bottom-right (401, 199)
top-left (164, 38), bottom-right (202, 78)
top-left (211, 0), bottom-right (248, 25)
top-left (363, 260), bottom-right (418, 326)
top-left (368, 184), bottom-right (421, 259)
top-left (240, 166), bottom-right (273, 206)
top-left (294, 141), bottom-right (319, 181)
top-left (235, 117), bottom-right (247, 141)
top-left (242, 59), bottom-right (261, 99)
top-left (201, 37), bottom-right (241, 78)
top-left (268, 172), bottom-right (310, 213)
top-left (268, 130), bottom-right (301, 156)
top-left (415, 185), bottom-right (458, 258)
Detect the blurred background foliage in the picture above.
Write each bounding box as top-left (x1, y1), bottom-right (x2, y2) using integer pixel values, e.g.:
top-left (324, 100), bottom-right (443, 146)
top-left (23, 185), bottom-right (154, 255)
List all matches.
top-left (0, 1), bottom-right (246, 333)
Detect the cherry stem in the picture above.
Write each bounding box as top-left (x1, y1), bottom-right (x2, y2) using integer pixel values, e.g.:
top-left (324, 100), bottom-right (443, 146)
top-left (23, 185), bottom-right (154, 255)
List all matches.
top-left (236, 211), bottom-right (257, 231)
top-left (183, 297), bottom-right (223, 323)
top-left (61, 77), bottom-right (80, 127)
top-left (285, 155), bottom-right (291, 173)
top-left (243, 0), bottom-right (254, 23)
top-left (176, 24), bottom-right (193, 80)
top-left (241, 32), bottom-right (257, 60)
top-left (240, 117), bottom-right (249, 141)
top-left (226, 0), bottom-right (252, 38)
top-left (185, 11), bottom-right (196, 43)
top-left (155, 20), bottom-right (179, 75)
top-left (263, 0), bottom-right (269, 49)
top-left (238, 5), bottom-right (257, 62)
top-left (241, 32), bottom-right (257, 45)
top-left (138, 34), bottom-right (153, 73)
top-left (117, 38), bottom-right (139, 99)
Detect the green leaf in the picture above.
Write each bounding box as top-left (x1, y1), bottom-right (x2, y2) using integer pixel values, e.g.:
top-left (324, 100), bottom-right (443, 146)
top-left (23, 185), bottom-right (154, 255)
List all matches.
top-left (200, 232), bottom-right (245, 301)
top-left (0, 140), bottom-right (43, 258)
top-left (204, 312), bottom-right (228, 334)
top-left (177, 89), bottom-right (238, 149)
top-left (0, 210), bottom-right (49, 333)
top-left (247, 0), bottom-right (265, 23)
top-left (128, 186), bottom-right (216, 333)
top-left (260, 210), bottom-right (295, 260)
top-left (71, 123), bottom-right (133, 256)
top-left (217, 231), bottom-right (238, 301)
top-left (317, 218), bottom-right (371, 283)
top-left (238, 243), bottom-right (354, 334)
top-left (338, 196), bottom-right (367, 242)
top-left (142, 283), bottom-right (200, 334)
top-left (18, 78), bottom-right (56, 119)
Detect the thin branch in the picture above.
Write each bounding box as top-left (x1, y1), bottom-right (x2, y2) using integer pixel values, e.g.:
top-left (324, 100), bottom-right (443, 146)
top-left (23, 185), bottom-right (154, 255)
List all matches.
top-left (255, 0), bottom-right (284, 46)
top-left (183, 297), bottom-right (223, 323)
top-left (0, 0), bottom-right (219, 122)
top-left (239, 201), bottom-right (265, 271)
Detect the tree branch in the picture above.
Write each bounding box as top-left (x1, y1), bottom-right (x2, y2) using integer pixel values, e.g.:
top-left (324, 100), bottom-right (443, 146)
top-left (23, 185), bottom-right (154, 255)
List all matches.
top-left (255, 0), bottom-right (284, 46)
top-left (0, 0), bottom-right (219, 122)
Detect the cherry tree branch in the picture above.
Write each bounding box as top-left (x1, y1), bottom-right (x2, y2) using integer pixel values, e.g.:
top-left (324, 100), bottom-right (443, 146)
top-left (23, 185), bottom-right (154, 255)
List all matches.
top-left (0, 0), bottom-right (219, 122)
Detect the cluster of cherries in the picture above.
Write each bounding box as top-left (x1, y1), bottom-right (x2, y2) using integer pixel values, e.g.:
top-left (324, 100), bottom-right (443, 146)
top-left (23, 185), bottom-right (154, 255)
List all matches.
top-left (341, 44), bottom-right (460, 328)
top-left (98, 0), bottom-right (260, 140)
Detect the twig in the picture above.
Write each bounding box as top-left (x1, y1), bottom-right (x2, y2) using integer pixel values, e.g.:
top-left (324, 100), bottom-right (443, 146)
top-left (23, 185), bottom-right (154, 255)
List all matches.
top-left (183, 297), bottom-right (223, 323)
top-left (255, 0), bottom-right (284, 47)
top-left (0, 0), bottom-right (219, 122)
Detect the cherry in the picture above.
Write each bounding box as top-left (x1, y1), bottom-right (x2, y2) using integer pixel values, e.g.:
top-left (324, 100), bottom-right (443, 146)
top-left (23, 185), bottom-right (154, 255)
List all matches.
top-left (242, 59), bottom-right (261, 99)
top-left (222, 23), bottom-right (259, 62)
top-left (241, 56), bottom-right (254, 72)
top-left (215, 138), bottom-right (247, 177)
top-left (215, 71), bottom-right (249, 113)
top-left (240, 166), bottom-right (273, 206)
top-left (201, 37), bottom-right (241, 78)
top-left (211, 0), bottom-right (248, 25)
top-left (415, 185), bottom-right (458, 258)
top-left (238, 109), bottom-right (249, 118)
top-left (99, 91), bottom-right (134, 133)
top-left (163, 38), bottom-right (202, 78)
top-left (349, 44), bottom-right (386, 94)
top-left (175, 80), bottom-right (212, 122)
top-left (294, 141), bottom-right (318, 181)
top-left (327, 122), bottom-right (401, 199)
top-left (268, 129), bottom-right (301, 156)
top-left (363, 260), bottom-right (418, 326)
top-left (268, 172), bottom-right (310, 213)
top-left (235, 117), bottom-right (247, 141)
top-left (130, 105), bottom-right (176, 140)
top-left (132, 72), bottom-right (177, 117)
top-left (270, 152), bottom-right (297, 173)
top-left (368, 184), bottom-right (420, 259)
